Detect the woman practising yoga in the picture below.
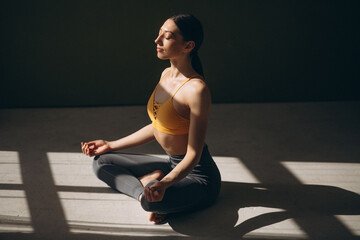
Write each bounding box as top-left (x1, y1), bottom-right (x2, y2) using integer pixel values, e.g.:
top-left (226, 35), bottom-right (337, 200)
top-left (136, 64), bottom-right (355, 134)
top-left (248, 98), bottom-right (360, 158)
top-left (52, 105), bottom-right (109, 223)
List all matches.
top-left (81, 14), bottom-right (221, 224)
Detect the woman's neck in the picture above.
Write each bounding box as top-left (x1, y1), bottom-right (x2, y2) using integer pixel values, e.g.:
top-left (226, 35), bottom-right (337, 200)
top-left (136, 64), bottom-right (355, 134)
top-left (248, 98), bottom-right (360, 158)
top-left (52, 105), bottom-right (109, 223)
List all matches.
top-left (169, 55), bottom-right (196, 79)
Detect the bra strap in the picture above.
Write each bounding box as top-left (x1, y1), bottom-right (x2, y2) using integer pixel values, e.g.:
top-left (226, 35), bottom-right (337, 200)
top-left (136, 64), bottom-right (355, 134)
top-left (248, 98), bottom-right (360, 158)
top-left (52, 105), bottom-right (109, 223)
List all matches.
top-left (171, 75), bottom-right (201, 98)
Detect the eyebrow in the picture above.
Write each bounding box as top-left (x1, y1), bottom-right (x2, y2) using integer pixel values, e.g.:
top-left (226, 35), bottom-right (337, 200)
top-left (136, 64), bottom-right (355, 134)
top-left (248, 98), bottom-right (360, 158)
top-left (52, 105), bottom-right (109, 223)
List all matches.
top-left (160, 28), bottom-right (175, 35)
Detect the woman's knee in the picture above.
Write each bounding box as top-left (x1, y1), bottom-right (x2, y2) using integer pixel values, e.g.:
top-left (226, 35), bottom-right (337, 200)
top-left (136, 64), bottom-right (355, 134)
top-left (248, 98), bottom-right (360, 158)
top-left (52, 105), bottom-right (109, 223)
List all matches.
top-left (92, 155), bottom-right (105, 176)
top-left (140, 196), bottom-right (163, 213)
top-left (140, 197), bottom-right (152, 212)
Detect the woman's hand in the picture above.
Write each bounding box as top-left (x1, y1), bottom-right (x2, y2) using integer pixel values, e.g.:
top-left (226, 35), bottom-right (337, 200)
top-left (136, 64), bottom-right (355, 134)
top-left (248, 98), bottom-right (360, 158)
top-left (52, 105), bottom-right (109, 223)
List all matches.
top-left (81, 140), bottom-right (111, 157)
top-left (144, 181), bottom-right (168, 202)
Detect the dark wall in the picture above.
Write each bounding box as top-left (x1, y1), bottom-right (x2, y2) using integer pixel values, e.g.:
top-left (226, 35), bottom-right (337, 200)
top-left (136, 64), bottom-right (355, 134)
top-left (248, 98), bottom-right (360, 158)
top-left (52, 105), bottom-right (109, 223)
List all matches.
top-left (1, 0), bottom-right (359, 108)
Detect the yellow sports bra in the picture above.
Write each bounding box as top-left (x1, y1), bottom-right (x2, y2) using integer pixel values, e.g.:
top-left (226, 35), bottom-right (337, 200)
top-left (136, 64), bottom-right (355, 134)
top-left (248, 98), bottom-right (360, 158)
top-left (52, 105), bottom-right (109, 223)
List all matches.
top-left (147, 72), bottom-right (200, 135)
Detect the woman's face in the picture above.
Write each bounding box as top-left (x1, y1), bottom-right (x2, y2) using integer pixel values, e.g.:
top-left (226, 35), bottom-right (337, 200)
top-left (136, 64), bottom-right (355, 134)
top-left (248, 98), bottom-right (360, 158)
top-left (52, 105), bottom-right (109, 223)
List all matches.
top-left (154, 19), bottom-right (190, 60)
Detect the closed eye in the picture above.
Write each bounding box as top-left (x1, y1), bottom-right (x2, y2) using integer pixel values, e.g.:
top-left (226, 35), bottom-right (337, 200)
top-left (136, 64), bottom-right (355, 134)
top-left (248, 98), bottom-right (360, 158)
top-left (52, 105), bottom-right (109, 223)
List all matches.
top-left (158, 28), bottom-right (174, 40)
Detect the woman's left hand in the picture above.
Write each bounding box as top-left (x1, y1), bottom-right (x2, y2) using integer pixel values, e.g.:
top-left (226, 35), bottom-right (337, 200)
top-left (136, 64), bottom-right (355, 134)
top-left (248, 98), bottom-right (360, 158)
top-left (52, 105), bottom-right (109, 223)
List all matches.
top-left (144, 181), bottom-right (167, 202)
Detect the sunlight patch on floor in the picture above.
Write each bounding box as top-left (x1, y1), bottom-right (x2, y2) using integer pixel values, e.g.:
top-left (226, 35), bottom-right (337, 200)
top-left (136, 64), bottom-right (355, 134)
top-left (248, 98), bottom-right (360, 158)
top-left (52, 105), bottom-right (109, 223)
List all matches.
top-left (47, 152), bottom-right (260, 236)
top-left (0, 151), bottom-right (22, 184)
top-left (236, 207), bottom-right (307, 239)
top-left (281, 161), bottom-right (360, 193)
top-left (282, 161), bottom-right (360, 237)
top-left (2, 150), bottom-right (359, 238)
top-left (211, 156), bottom-right (260, 183)
top-left (335, 215), bottom-right (360, 236)
top-left (47, 152), bottom-right (185, 236)
top-left (0, 151), bottom-right (33, 233)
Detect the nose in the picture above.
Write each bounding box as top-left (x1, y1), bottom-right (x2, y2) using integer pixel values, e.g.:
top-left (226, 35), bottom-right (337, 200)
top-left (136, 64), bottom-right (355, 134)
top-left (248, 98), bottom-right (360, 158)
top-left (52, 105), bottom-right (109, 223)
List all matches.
top-left (154, 34), bottom-right (162, 45)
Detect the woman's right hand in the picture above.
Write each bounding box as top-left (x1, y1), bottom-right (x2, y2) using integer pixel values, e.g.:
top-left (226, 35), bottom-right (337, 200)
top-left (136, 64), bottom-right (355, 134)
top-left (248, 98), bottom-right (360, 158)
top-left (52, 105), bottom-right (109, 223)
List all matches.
top-left (81, 140), bottom-right (111, 157)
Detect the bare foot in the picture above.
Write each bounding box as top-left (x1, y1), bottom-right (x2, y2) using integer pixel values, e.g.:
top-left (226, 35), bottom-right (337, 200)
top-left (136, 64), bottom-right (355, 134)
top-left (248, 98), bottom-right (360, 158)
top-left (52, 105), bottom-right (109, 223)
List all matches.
top-left (138, 170), bottom-right (166, 222)
top-left (138, 170), bottom-right (165, 188)
top-left (149, 212), bottom-right (167, 224)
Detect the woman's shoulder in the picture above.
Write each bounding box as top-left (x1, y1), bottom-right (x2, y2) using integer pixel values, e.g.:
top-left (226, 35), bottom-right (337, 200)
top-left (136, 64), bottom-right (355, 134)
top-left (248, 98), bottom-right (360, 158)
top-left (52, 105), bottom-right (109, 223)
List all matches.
top-left (187, 75), bottom-right (207, 91)
top-left (160, 67), bottom-right (171, 78)
top-left (183, 76), bottom-right (210, 102)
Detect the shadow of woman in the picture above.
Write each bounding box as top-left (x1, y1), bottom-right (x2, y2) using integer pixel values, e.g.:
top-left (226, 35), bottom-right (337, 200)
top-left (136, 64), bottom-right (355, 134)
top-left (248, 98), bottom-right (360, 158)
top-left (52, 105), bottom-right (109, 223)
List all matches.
top-left (168, 182), bottom-right (360, 239)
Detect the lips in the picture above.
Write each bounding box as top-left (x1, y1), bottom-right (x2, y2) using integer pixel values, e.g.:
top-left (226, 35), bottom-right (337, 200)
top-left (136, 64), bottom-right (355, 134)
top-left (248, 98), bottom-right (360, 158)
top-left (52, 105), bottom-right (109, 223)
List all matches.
top-left (157, 47), bottom-right (164, 52)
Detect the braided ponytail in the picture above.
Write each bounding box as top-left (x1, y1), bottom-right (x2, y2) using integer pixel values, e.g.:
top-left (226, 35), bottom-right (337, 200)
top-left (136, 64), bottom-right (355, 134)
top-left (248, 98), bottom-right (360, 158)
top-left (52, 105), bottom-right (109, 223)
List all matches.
top-left (190, 51), bottom-right (204, 77)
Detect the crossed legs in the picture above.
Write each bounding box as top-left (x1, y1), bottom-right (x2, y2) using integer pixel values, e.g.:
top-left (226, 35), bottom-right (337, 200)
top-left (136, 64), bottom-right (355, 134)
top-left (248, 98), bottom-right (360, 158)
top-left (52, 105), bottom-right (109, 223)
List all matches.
top-left (93, 152), bottom-right (213, 223)
top-left (93, 152), bottom-right (171, 223)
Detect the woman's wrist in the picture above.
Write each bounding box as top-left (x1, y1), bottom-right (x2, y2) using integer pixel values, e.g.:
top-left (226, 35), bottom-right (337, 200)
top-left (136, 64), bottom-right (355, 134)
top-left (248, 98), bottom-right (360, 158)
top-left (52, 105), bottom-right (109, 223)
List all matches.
top-left (159, 177), bottom-right (174, 189)
top-left (107, 140), bottom-right (115, 151)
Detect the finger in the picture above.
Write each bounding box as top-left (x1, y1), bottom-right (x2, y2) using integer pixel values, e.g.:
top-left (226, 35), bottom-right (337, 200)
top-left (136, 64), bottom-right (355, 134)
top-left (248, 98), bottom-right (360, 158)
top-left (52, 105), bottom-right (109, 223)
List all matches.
top-left (153, 190), bottom-right (160, 199)
top-left (144, 187), bottom-right (150, 202)
top-left (83, 142), bottom-right (88, 152)
top-left (85, 147), bottom-right (90, 156)
top-left (152, 190), bottom-right (160, 202)
top-left (143, 187), bottom-right (148, 200)
top-left (90, 148), bottom-right (98, 157)
top-left (84, 144), bottom-right (88, 155)
top-left (150, 188), bottom-right (159, 202)
top-left (146, 187), bottom-right (153, 202)
top-left (81, 143), bottom-right (87, 154)
top-left (87, 141), bottom-right (97, 146)
top-left (148, 187), bottom-right (153, 202)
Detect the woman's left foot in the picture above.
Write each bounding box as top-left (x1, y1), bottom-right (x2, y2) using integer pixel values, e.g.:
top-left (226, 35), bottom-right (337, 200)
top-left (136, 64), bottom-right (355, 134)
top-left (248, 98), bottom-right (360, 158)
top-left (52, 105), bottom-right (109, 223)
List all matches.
top-left (149, 212), bottom-right (167, 224)
top-left (138, 170), bottom-right (165, 187)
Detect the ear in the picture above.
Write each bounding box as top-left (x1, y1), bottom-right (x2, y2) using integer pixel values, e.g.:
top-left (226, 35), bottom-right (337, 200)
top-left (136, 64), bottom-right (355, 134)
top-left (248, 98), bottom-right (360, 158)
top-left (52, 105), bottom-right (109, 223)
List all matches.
top-left (183, 41), bottom-right (195, 53)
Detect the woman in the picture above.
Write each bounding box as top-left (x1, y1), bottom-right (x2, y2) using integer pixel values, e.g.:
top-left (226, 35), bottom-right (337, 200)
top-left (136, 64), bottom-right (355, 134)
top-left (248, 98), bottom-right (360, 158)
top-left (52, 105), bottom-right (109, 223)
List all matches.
top-left (81, 14), bottom-right (221, 224)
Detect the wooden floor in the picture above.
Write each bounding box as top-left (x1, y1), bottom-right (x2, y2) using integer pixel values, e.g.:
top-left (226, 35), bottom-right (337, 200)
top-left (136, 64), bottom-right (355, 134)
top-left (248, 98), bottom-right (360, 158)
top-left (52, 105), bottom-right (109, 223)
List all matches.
top-left (0, 101), bottom-right (359, 239)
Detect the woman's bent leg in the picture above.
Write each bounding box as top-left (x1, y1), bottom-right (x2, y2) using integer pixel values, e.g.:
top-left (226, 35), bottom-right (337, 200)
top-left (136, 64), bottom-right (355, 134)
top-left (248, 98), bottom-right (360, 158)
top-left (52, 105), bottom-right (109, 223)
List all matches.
top-left (141, 176), bottom-right (215, 215)
top-left (93, 152), bottom-right (171, 200)
top-left (141, 146), bottom-right (221, 215)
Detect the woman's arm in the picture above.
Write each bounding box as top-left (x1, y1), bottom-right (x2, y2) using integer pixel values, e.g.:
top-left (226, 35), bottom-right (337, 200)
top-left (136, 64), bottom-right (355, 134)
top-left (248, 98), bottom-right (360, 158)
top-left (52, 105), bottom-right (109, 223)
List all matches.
top-left (81, 124), bottom-right (155, 157)
top-left (162, 80), bottom-right (211, 185)
top-left (144, 80), bottom-right (211, 202)
top-left (82, 69), bottom-right (171, 157)
top-left (108, 124), bottom-right (155, 151)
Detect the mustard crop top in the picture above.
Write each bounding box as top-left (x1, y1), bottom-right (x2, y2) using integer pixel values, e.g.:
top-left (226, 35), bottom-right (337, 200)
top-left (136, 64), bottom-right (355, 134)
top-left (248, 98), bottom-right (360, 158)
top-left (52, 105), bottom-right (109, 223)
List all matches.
top-left (147, 72), bottom-right (200, 135)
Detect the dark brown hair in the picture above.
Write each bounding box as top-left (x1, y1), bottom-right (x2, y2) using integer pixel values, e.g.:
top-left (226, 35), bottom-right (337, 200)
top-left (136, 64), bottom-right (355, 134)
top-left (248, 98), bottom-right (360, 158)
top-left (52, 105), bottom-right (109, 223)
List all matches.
top-left (170, 14), bottom-right (204, 77)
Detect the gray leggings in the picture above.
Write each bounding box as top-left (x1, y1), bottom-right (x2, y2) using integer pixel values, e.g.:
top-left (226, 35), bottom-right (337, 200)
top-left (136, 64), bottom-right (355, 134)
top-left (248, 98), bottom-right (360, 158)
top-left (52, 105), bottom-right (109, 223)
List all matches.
top-left (93, 145), bottom-right (221, 214)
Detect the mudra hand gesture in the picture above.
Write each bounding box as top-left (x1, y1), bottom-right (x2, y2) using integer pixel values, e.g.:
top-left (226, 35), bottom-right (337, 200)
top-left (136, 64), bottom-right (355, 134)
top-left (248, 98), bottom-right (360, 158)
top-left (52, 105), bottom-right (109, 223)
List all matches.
top-left (81, 140), bottom-right (110, 157)
top-left (144, 181), bottom-right (168, 202)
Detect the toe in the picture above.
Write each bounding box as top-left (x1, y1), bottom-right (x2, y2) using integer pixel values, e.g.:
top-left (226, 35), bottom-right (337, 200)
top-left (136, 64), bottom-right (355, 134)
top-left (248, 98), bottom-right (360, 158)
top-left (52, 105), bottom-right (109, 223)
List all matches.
top-left (149, 212), bottom-right (156, 222)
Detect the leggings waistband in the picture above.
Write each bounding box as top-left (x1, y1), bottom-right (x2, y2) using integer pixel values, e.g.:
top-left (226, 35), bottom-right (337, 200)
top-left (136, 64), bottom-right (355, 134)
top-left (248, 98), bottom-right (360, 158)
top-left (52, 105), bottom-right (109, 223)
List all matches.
top-left (167, 145), bottom-right (212, 165)
top-left (166, 144), bottom-right (209, 159)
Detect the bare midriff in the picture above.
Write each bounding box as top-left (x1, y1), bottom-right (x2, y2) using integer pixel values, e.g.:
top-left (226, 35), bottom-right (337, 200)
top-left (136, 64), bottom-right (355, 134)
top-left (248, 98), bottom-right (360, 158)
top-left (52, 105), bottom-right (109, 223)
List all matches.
top-left (154, 129), bottom-right (188, 155)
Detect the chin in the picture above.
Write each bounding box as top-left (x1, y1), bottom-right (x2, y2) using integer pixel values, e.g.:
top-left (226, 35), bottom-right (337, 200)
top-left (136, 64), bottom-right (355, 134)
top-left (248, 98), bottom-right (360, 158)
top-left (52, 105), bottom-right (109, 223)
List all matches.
top-left (157, 53), bottom-right (168, 60)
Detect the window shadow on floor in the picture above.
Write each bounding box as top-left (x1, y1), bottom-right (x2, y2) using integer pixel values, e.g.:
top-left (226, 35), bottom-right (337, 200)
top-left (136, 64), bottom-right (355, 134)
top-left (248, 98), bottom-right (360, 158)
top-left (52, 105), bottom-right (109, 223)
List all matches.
top-left (168, 181), bottom-right (360, 239)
